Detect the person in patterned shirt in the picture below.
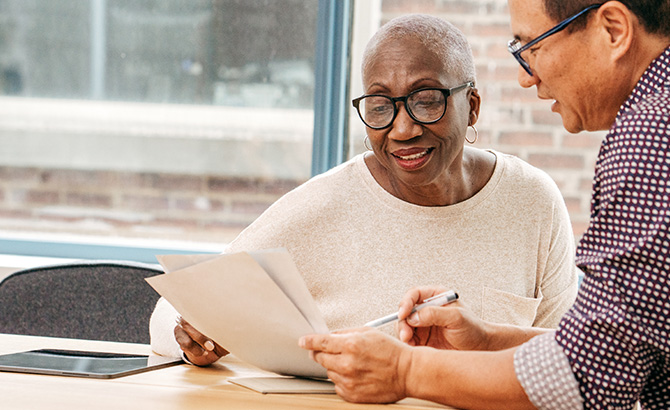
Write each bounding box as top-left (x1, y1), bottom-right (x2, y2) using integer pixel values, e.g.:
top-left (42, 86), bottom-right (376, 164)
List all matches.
top-left (300, 1), bottom-right (670, 409)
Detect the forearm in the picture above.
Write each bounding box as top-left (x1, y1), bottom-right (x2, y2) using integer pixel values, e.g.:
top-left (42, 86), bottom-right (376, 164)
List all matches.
top-left (483, 322), bottom-right (551, 351)
top-left (403, 347), bottom-right (534, 410)
top-left (149, 297), bottom-right (182, 357)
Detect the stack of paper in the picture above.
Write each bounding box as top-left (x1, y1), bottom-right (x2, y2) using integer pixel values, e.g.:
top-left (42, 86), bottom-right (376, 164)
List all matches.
top-left (146, 249), bottom-right (329, 379)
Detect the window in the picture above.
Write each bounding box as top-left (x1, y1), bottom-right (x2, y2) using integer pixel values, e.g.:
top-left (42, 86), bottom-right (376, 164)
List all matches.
top-left (2, 0), bottom-right (318, 107)
top-left (0, 0), bottom-right (325, 254)
top-left (0, 0), bottom-right (600, 265)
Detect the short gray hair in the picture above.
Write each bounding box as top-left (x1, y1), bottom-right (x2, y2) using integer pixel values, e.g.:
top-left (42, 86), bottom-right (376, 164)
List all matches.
top-left (362, 14), bottom-right (476, 85)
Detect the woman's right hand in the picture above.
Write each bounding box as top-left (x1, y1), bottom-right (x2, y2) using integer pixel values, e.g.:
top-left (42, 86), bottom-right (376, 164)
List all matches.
top-left (174, 317), bottom-right (229, 366)
top-left (396, 286), bottom-right (492, 351)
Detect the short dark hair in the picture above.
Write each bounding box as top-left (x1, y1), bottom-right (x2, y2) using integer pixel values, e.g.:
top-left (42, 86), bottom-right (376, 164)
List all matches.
top-left (542, 0), bottom-right (670, 36)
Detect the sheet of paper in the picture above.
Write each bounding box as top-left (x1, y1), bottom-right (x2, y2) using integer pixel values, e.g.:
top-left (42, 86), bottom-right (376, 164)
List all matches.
top-left (246, 249), bottom-right (329, 334)
top-left (156, 249), bottom-right (329, 334)
top-left (155, 253), bottom-right (220, 273)
top-left (229, 376), bottom-right (336, 394)
top-left (147, 251), bottom-right (328, 378)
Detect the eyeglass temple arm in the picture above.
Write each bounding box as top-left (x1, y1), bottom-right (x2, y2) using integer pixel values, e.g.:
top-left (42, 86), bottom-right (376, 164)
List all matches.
top-left (452, 82), bottom-right (475, 94)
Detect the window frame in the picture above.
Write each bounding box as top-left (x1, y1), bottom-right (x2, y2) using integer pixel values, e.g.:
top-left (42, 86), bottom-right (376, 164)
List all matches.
top-left (310, 0), bottom-right (353, 176)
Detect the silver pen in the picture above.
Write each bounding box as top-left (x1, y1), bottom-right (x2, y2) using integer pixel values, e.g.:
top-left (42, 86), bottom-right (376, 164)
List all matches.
top-left (364, 290), bottom-right (459, 328)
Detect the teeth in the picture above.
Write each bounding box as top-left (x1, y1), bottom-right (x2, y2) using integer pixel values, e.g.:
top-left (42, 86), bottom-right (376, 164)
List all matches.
top-left (398, 150), bottom-right (429, 160)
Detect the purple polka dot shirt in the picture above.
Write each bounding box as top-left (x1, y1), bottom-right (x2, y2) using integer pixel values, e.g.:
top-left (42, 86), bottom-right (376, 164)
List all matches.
top-left (515, 45), bottom-right (670, 409)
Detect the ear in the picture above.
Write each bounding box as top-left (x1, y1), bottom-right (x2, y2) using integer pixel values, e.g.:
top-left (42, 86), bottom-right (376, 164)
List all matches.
top-left (595, 1), bottom-right (635, 61)
top-left (468, 87), bottom-right (481, 126)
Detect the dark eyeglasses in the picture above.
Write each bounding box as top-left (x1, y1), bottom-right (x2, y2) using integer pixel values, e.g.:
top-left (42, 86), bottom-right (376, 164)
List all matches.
top-left (507, 3), bottom-right (603, 76)
top-left (352, 82), bottom-right (474, 130)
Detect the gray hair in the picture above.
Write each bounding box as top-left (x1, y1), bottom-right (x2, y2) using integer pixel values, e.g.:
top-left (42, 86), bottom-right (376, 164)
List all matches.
top-left (362, 14), bottom-right (476, 85)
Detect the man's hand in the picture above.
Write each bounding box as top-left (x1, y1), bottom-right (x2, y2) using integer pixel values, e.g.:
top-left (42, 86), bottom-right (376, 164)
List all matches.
top-left (397, 286), bottom-right (491, 351)
top-left (299, 328), bottom-right (412, 403)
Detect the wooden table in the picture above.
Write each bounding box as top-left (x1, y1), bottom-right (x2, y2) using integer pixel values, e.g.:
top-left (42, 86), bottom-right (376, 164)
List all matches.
top-left (0, 334), bottom-right (453, 409)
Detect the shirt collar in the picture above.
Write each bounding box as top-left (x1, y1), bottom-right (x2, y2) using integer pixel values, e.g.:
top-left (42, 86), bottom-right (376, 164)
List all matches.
top-left (617, 44), bottom-right (670, 118)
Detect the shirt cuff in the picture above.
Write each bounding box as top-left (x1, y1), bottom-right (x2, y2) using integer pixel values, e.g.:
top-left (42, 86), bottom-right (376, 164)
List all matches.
top-left (514, 332), bottom-right (583, 410)
top-left (149, 297), bottom-right (184, 358)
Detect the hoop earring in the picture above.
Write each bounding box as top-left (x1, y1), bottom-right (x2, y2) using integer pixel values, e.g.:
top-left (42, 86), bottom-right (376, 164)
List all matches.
top-left (364, 136), bottom-right (373, 151)
top-left (465, 125), bottom-right (478, 144)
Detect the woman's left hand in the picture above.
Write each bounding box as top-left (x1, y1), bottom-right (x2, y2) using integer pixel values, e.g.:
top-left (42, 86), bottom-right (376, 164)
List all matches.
top-left (299, 328), bottom-right (412, 403)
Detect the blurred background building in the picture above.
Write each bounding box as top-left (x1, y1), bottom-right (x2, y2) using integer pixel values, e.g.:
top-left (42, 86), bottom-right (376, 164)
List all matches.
top-left (0, 0), bottom-right (600, 255)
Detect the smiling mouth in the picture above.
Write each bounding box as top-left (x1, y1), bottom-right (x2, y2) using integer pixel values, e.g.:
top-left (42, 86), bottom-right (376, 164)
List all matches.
top-left (392, 148), bottom-right (433, 161)
top-left (390, 148), bottom-right (434, 170)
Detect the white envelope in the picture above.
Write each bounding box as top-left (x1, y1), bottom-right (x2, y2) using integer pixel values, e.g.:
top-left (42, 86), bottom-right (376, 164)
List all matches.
top-left (147, 249), bottom-right (328, 378)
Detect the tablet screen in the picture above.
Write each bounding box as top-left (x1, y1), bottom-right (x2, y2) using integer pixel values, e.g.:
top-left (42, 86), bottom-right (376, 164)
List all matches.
top-left (0, 349), bottom-right (182, 379)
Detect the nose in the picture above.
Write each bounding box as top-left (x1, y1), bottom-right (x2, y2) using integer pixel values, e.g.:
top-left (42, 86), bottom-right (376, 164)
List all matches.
top-left (517, 65), bottom-right (539, 89)
top-left (388, 103), bottom-right (422, 141)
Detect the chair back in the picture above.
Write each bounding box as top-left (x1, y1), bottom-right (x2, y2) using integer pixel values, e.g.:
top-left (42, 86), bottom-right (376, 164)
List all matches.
top-left (0, 260), bottom-right (163, 344)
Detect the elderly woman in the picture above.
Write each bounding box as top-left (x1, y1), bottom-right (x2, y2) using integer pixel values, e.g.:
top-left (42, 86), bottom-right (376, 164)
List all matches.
top-left (150, 14), bottom-right (579, 366)
top-left (300, 2), bottom-right (670, 408)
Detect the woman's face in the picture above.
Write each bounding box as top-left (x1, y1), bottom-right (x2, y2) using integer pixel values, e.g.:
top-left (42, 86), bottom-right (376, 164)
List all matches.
top-left (362, 37), bottom-right (477, 191)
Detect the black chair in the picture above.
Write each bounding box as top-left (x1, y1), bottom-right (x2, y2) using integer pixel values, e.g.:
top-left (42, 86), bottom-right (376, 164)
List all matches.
top-left (0, 260), bottom-right (163, 344)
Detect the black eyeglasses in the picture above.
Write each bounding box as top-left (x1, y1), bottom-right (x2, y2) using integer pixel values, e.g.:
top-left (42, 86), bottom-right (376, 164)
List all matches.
top-left (507, 3), bottom-right (603, 76)
top-left (352, 82), bottom-right (474, 130)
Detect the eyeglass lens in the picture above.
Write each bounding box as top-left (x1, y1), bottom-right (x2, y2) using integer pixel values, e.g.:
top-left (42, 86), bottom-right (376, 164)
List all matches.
top-left (359, 89), bottom-right (446, 129)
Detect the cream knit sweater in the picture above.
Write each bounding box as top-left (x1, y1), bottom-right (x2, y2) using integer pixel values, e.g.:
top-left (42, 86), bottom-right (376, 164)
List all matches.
top-left (150, 150), bottom-right (579, 357)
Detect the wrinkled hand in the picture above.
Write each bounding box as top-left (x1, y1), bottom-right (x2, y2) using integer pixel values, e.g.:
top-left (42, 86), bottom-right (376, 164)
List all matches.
top-left (174, 317), bottom-right (228, 366)
top-left (299, 328), bottom-right (412, 404)
top-left (396, 286), bottom-right (490, 351)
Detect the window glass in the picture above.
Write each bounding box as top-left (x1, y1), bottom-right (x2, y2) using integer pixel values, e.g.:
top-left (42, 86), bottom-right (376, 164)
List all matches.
top-left (0, 0), bottom-right (318, 246)
top-left (1, 0), bottom-right (317, 108)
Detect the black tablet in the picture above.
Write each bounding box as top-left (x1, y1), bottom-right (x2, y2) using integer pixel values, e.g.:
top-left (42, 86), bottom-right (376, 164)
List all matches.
top-left (0, 349), bottom-right (183, 379)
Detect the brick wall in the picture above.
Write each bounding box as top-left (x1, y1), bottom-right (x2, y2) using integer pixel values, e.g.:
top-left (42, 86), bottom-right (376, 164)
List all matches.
top-left (0, 166), bottom-right (301, 244)
top-left (0, 0), bottom-right (602, 246)
top-left (379, 0), bottom-right (602, 239)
